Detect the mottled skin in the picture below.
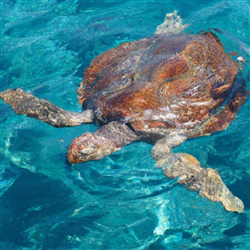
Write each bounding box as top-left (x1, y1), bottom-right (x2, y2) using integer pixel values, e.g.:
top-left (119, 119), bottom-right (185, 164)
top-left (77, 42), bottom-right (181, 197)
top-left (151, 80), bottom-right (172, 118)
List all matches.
top-left (0, 26), bottom-right (247, 213)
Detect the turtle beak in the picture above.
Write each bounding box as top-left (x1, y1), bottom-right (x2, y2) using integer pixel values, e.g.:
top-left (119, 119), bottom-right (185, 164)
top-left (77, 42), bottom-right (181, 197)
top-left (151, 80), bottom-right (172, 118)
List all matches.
top-left (78, 96), bottom-right (84, 104)
top-left (77, 83), bottom-right (87, 104)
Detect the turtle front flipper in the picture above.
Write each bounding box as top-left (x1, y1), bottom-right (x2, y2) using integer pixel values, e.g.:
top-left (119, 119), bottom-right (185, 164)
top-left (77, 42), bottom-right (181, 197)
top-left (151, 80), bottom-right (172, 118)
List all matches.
top-left (0, 88), bottom-right (93, 127)
top-left (151, 134), bottom-right (244, 213)
top-left (67, 121), bottom-right (139, 163)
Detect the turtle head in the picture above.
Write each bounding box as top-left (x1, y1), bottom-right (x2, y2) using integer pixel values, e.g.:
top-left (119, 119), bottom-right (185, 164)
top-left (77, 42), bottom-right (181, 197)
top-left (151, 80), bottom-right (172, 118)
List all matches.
top-left (67, 132), bottom-right (116, 164)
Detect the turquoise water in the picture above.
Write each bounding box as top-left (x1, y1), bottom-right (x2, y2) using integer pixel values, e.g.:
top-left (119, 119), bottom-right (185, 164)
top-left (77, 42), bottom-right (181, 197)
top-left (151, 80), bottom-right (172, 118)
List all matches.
top-left (0, 0), bottom-right (249, 249)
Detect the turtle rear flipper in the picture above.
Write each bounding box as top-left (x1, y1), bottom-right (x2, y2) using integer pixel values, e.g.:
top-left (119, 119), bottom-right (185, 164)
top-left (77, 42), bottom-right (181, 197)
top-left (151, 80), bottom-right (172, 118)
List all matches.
top-left (191, 81), bottom-right (248, 137)
top-left (155, 10), bottom-right (189, 35)
top-left (151, 134), bottom-right (244, 213)
top-left (0, 88), bottom-right (93, 127)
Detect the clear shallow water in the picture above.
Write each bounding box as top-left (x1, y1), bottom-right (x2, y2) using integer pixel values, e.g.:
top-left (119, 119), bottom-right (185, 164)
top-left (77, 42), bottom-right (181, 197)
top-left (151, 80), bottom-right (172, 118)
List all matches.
top-left (0, 0), bottom-right (249, 249)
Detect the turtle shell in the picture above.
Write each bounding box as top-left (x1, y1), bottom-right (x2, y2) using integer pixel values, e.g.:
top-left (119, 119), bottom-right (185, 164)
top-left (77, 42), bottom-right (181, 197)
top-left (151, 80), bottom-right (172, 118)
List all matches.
top-left (77, 32), bottom-right (238, 137)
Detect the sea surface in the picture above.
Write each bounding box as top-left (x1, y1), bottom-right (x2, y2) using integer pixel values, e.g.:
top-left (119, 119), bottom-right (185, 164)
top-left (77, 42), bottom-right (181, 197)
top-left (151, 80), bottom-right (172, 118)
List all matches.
top-left (0, 0), bottom-right (249, 249)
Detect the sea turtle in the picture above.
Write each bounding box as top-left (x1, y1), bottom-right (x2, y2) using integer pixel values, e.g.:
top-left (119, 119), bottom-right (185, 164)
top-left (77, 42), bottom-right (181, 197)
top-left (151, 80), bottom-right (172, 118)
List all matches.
top-left (0, 12), bottom-right (247, 212)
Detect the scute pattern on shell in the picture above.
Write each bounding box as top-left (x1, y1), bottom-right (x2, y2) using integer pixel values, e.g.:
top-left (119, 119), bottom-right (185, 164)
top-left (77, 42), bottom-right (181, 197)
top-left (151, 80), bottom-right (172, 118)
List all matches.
top-left (77, 32), bottom-right (239, 139)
